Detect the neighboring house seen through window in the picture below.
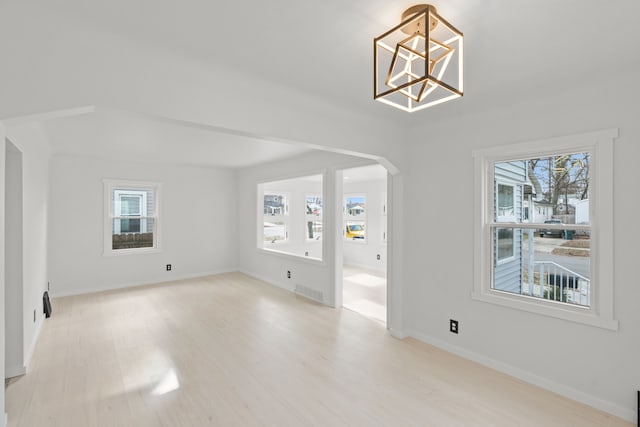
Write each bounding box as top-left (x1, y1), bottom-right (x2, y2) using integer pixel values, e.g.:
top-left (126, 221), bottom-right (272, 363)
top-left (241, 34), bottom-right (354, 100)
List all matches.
top-left (263, 193), bottom-right (288, 243)
top-left (104, 180), bottom-right (160, 255)
top-left (344, 194), bottom-right (366, 241)
top-left (305, 195), bottom-right (323, 241)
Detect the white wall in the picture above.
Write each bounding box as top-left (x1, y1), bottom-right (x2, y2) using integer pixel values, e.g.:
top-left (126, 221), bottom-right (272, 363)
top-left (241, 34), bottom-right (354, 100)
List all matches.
top-left (403, 70), bottom-right (640, 421)
top-left (0, 125), bottom-right (6, 425)
top-left (343, 179), bottom-right (387, 272)
top-left (49, 155), bottom-right (237, 296)
top-left (6, 123), bottom-right (50, 372)
top-left (4, 140), bottom-right (23, 377)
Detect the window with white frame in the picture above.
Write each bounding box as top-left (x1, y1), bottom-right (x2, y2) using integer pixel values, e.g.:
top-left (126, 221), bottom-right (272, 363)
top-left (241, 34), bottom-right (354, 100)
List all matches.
top-left (258, 174), bottom-right (323, 261)
top-left (344, 194), bottom-right (366, 241)
top-left (263, 193), bottom-right (288, 243)
top-left (305, 195), bottom-right (323, 241)
top-left (473, 129), bottom-right (618, 330)
top-left (104, 180), bottom-right (160, 254)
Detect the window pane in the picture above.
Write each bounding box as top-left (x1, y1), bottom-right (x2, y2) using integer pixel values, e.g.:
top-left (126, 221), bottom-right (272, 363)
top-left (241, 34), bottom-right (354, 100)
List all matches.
top-left (345, 221), bottom-right (365, 240)
top-left (264, 194), bottom-right (286, 215)
top-left (305, 196), bottom-right (322, 216)
top-left (496, 228), bottom-right (514, 260)
top-left (120, 195), bottom-right (141, 215)
top-left (495, 152), bottom-right (590, 226)
top-left (306, 221), bottom-right (322, 240)
top-left (112, 218), bottom-right (155, 250)
top-left (121, 218), bottom-right (141, 233)
top-left (496, 184), bottom-right (514, 220)
top-left (264, 221), bottom-right (286, 242)
top-left (346, 196), bottom-right (366, 217)
top-left (493, 227), bottom-right (590, 307)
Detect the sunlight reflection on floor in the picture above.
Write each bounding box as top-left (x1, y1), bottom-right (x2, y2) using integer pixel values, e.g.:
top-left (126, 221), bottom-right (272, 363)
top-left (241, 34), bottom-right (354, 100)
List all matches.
top-left (343, 266), bottom-right (386, 323)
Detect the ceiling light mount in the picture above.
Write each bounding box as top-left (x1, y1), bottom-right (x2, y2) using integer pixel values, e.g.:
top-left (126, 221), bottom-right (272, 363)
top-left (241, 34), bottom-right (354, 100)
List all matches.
top-left (400, 4), bottom-right (439, 35)
top-left (374, 4), bottom-right (463, 112)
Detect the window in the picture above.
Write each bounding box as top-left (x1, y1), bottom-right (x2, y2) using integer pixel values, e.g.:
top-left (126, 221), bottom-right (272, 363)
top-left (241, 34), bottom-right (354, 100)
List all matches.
top-left (473, 129), bottom-right (618, 330)
top-left (305, 195), bottom-right (323, 241)
top-left (263, 193), bottom-right (288, 243)
top-left (257, 173), bottom-right (324, 261)
top-left (496, 183), bottom-right (515, 221)
top-left (344, 194), bottom-right (366, 241)
top-left (114, 190), bottom-right (146, 234)
top-left (104, 180), bottom-right (161, 255)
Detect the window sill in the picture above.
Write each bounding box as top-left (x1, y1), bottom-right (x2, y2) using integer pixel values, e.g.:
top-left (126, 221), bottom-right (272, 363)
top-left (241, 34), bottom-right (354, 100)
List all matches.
top-left (257, 247), bottom-right (325, 265)
top-left (471, 289), bottom-right (619, 331)
top-left (104, 247), bottom-right (162, 257)
top-left (344, 238), bottom-right (368, 245)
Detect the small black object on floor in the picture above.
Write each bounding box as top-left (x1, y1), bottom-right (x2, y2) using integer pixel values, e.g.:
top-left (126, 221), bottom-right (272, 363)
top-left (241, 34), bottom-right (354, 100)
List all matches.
top-left (43, 291), bottom-right (52, 318)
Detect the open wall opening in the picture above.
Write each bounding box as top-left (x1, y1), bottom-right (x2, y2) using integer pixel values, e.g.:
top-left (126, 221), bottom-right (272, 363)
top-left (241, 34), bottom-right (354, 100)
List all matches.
top-left (5, 139), bottom-right (24, 378)
top-left (341, 164), bottom-right (388, 323)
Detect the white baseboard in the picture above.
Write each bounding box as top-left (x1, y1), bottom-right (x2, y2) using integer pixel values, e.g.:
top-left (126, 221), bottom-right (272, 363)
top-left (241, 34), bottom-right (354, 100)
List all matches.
top-left (388, 328), bottom-right (408, 339)
top-left (239, 269), bottom-right (295, 293)
top-left (24, 315), bottom-right (45, 372)
top-left (49, 268), bottom-right (237, 298)
top-left (407, 329), bottom-right (635, 423)
top-left (5, 364), bottom-right (26, 379)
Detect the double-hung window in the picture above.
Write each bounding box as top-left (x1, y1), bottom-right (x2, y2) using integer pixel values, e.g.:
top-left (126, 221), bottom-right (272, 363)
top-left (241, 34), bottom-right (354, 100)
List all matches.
top-left (104, 180), bottom-right (161, 255)
top-left (473, 129), bottom-right (618, 330)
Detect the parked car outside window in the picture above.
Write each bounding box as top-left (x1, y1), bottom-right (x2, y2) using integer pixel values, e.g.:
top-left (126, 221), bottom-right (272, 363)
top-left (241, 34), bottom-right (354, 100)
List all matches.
top-left (539, 219), bottom-right (563, 238)
top-left (346, 224), bottom-right (365, 239)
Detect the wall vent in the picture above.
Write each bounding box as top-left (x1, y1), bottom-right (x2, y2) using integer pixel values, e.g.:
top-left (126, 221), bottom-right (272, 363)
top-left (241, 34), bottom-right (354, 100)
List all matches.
top-left (294, 284), bottom-right (324, 304)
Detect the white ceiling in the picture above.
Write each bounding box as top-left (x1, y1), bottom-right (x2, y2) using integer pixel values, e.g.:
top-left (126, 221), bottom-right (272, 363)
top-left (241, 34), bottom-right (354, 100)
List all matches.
top-left (29, 0), bottom-right (640, 122)
top-left (11, 0), bottom-right (640, 167)
top-left (41, 110), bottom-right (314, 169)
top-left (343, 164), bottom-right (388, 183)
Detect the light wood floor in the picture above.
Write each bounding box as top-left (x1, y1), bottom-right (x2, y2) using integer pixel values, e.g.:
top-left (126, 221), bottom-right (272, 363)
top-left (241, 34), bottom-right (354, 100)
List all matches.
top-left (6, 272), bottom-right (631, 427)
top-left (343, 265), bottom-right (386, 323)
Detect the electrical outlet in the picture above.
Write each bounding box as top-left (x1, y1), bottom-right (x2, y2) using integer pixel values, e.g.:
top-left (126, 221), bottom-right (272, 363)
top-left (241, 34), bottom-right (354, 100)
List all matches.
top-left (450, 319), bottom-right (459, 334)
top-left (305, 251), bottom-right (309, 257)
top-left (166, 264), bottom-right (172, 271)
top-left (287, 270), bottom-right (291, 279)
top-left (47, 281), bottom-right (50, 291)
top-left (377, 254), bottom-right (381, 260)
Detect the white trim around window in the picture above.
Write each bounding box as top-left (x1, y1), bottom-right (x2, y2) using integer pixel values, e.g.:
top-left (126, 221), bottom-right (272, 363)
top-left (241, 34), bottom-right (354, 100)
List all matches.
top-left (104, 179), bottom-right (162, 256)
top-left (472, 129), bottom-right (618, 330)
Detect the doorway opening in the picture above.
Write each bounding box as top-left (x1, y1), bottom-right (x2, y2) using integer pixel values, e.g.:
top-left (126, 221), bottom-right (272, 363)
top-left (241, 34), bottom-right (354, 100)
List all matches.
top-left (341, 164), bottom-right (387, 323)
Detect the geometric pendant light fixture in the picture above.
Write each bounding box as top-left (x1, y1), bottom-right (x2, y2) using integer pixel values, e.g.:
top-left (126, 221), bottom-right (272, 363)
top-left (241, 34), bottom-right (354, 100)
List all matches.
top-left (374, 4), bottom-right (463, 112)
